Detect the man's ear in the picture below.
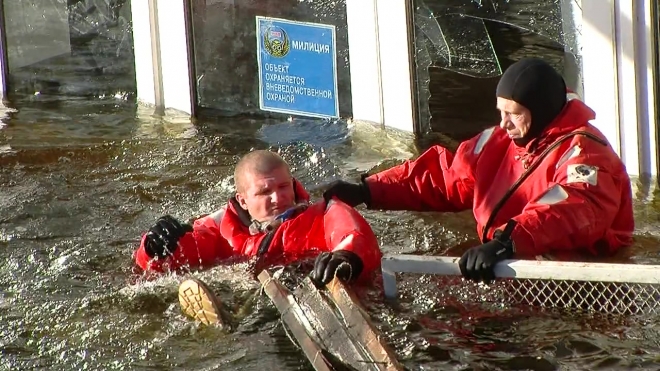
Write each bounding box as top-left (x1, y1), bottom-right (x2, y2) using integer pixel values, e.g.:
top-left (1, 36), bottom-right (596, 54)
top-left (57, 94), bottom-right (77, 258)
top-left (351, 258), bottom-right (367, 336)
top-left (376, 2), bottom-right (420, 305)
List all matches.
top-left (235, 193), bottom-right (249, 210)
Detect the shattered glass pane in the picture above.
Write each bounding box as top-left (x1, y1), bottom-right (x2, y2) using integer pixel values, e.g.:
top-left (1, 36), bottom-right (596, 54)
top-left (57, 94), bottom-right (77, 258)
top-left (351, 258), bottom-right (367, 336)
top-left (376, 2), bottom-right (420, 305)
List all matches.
top-left (414, 0), bottom-right (583, 137)
top-left (415, 0), bottom-right (580, 78)
top-left (415, 2), bottom-right (502, 78)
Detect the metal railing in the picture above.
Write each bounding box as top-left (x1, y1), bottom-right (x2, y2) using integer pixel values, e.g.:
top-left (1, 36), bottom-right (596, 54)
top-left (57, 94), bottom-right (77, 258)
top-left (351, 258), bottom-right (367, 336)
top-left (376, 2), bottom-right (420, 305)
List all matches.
top-left (382, 254), bottom-right (660, 315)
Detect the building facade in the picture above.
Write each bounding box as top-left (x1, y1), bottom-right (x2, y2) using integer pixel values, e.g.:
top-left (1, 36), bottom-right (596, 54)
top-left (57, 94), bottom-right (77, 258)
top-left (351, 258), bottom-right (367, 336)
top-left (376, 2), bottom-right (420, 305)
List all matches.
top-left (0, 0), bottom-right (658, 176)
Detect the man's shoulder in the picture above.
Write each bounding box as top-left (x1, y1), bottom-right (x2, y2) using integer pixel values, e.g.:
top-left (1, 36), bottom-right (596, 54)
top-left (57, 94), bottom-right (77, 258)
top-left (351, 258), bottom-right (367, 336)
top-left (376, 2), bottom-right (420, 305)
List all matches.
top-left (459, 126), bottom-right (510, 157)
top-left (563, 125), bottom-right (627, 172)
top-left (192, 206), bottom-right (229, 230)
top-left (568, 124), bottom-right (615, 151)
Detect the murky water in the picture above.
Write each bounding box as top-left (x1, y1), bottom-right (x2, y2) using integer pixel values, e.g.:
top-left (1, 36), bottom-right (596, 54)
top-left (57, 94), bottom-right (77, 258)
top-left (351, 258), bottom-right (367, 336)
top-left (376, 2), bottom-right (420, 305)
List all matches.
top-left (2, 0), bottom-right (660, 369)
top-left (2, 92), bottom-right (660, 371)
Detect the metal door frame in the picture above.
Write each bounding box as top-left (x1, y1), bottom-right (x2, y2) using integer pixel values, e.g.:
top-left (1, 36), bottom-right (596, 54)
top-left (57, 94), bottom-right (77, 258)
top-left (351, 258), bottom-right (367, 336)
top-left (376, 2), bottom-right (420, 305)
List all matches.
top-left (652, 0), bottom-right (660, 176)
top-left (0, 0), bottom-right (9, 98)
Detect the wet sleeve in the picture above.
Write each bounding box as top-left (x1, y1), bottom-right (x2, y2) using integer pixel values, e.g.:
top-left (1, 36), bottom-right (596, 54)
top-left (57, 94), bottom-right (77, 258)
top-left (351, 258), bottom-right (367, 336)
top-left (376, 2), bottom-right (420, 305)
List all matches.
top-left (323, 199), bottom-right (382, 279)
top-left (365, 135), bottom-right (483, 212)
top-left (134, 210), bottom-right (234, 272)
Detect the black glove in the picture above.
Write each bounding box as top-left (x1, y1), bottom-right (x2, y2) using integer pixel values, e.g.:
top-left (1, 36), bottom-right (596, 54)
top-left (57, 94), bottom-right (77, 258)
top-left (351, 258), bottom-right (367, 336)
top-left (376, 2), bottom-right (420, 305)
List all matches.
top-left (458, 221), bottom-right (516, 283)
top-left (311, 250), bottom-right (364, 287)
top-left (322, 177), bottom-right (371, 207)
top-left (144, 215), bottom-right (194, 258)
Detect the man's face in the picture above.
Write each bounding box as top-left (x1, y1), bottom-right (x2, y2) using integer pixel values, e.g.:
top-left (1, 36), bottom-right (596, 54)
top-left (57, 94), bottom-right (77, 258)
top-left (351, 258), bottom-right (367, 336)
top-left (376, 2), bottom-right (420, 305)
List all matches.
top-left (497, 97), bottom-right (532, 140)
top-left (236, 165), bottom-right (295, 222)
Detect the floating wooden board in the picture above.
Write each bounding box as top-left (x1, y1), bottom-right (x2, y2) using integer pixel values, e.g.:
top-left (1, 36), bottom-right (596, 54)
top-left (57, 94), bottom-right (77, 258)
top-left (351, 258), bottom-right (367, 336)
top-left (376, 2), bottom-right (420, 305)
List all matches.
top-left (324, 279), bottom-right (403, 371)
top-left (257, 270), bottom-right (334, 371)
top-left (258, 270), bottom-right (403, 371)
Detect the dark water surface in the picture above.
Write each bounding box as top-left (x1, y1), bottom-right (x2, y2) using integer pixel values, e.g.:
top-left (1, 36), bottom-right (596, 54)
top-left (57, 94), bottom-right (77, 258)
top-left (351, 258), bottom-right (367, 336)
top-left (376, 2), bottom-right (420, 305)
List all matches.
top-left (2, 94), bottom-right (660, 371)
top-left (1, 1), bottom-right (659, 369)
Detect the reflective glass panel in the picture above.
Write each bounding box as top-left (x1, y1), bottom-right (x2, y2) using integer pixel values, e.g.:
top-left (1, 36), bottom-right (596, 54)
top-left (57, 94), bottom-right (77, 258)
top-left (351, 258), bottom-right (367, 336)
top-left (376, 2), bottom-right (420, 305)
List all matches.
top-left (190, 0), bottom-right (352, 118)
top-left (2, 0), bottom-right (135, 99)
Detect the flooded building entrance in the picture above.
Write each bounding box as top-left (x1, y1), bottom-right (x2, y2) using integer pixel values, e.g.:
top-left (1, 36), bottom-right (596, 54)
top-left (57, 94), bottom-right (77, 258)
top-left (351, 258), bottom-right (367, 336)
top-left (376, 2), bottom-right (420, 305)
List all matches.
top-left (188, 0), bottom-right (354, 119)
top-left (0, 0), bottom-right (135, 99)
top-left (411, 0), bottom-right (583, 144)
top-left (0, 2), bottom-right (659, 369)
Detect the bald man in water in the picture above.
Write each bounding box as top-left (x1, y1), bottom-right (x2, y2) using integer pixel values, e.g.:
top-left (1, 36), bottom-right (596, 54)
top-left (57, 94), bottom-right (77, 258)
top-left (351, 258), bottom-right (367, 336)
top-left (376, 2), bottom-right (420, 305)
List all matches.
top-left (134, 150), bottom-right (382, 325)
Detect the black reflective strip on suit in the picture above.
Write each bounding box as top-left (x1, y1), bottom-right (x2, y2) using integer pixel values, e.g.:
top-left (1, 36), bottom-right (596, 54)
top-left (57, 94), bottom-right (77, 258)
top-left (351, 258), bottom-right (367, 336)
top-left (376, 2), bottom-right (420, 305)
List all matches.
top-left (257, 229), bottom-right (277, 256)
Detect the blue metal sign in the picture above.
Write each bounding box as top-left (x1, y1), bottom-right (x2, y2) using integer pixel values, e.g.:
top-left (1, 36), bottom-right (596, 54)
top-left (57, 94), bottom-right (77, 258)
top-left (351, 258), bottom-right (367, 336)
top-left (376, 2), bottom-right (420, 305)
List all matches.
top-left (256, 16), bottom-right (339, 119)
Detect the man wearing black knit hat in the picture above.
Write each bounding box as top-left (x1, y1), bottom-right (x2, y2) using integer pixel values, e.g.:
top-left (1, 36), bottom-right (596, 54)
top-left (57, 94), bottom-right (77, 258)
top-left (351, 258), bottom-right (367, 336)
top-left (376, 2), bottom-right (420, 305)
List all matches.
top-left (323, 57), bottom-right (634, 283)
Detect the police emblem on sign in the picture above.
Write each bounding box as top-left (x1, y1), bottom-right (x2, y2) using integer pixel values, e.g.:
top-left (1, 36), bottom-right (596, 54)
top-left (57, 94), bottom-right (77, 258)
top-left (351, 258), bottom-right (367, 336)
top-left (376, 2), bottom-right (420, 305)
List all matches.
top-left (263, 26), bottom-right (290, 58)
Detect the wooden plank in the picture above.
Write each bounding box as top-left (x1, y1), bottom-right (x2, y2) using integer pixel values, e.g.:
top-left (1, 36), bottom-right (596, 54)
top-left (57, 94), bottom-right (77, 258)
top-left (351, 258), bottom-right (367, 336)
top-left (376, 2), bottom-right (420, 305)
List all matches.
top-left (259, 270), bottom-right (403, 371)
top-left (257, 270), bottom-right (333, 371)
top-left (294, 279), bottom-right (385, 371)
top-left (326, 278), bottom-right (404, 371)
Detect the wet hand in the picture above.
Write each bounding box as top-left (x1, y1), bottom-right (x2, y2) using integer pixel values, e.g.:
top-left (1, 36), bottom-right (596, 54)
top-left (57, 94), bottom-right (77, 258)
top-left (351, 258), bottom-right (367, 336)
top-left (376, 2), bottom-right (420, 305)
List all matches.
top-left (322, 179), bottom-right (369, 207)
top-left (311, 250), bottom-right (364, 287)
top-left (144, 215), bottom-right (194, 258)
top-left (458, 238), bottom-right (514, 283)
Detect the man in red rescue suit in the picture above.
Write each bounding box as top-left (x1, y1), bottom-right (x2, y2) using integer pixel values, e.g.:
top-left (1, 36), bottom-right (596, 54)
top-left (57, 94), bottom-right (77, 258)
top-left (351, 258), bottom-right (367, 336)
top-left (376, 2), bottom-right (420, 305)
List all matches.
top-left (323, 57), bottom-right (634, 283)
top-left (134, 150), bottom-right (382, 324)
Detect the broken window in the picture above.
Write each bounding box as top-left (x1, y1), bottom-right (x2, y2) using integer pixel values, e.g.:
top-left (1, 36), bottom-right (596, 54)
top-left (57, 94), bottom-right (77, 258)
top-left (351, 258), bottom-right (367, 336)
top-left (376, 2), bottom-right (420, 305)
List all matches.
top-left (413, 0), bottom-right (582, 140)
top-left (2, 0), bottom-right (135, 98)
top-left (191, 0), bottom-right (353, 118)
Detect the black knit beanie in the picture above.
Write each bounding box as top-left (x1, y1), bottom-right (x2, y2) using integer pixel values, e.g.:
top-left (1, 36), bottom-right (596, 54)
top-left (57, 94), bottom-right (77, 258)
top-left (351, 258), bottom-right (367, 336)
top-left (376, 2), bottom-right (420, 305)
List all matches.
top-left (496, 58), bottom-right (567, 146)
